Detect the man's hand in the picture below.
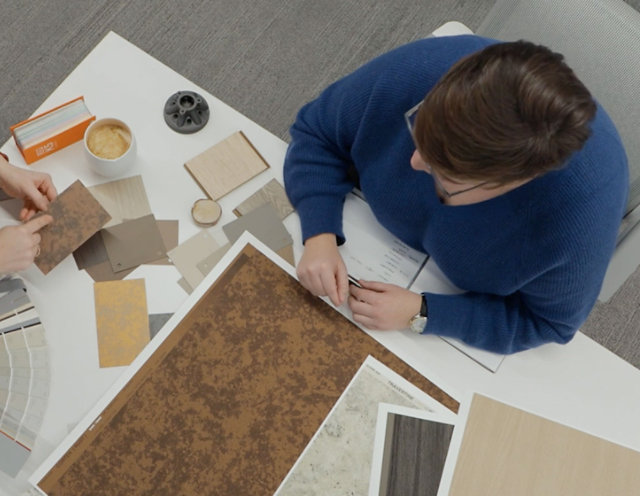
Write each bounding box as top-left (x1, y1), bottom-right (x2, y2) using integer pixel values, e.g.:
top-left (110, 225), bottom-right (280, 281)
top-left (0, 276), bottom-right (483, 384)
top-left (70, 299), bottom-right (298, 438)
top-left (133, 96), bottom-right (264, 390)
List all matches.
top-left (348, 280), bottom-right (422, 330)
top-left (0, 215), bottom-right (53, 273)
top-left (296, 233), bottom-right (349, 306)
top-left (0, 160), bottom-right (57, 220)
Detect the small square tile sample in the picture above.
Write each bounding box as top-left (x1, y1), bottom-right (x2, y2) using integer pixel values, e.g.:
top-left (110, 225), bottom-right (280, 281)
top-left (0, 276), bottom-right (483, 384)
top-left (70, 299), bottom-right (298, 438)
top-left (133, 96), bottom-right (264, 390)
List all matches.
top-left (147, 220), bottom-right (179, 265)
top-left (223, 203), bottom-right (293, 257)
top-left (101, 214), bottom-right (166, 273)
top-left (94, 279), bottom-right (149, 368)
top-left (233, 178), bottom-right (293, 220)
top-left (448, 394), bottom-right (640, 495)
top-left (35, 180), bottom-right (111, 275)
top-left (88, 175), bottom-right (152, 228)
top-left (184, 131), bottom-right (270, 200)
top-left (168, 229), bottom-right (220, 290)
top-left (196, 243), bottom-right (231, 277)
top-left (149, 313), bottom-right (173, 339)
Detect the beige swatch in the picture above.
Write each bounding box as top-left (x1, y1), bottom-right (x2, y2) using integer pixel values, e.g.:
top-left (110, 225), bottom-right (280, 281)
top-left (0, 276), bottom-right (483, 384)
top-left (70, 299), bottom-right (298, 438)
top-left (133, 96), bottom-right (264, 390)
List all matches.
top-left (88, 175), bottom-right (152, 228)
top-left (184, 131), bottom-right (269, 200)
top-left (168, 230), bottom-right (220, 290)
top-left (233, 178), bottom-right (293, 220)
top-left (448, 394), bottom-right (640, 495)
top-left (94, 279), bottom-right (149, 368)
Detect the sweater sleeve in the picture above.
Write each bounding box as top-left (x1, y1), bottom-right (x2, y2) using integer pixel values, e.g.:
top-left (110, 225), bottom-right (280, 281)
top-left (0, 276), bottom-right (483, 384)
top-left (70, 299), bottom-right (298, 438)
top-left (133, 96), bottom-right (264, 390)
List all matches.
top-left (283, 63), bottom-right (374, 244)
top-left (423, 179), bottom-right (627, 354)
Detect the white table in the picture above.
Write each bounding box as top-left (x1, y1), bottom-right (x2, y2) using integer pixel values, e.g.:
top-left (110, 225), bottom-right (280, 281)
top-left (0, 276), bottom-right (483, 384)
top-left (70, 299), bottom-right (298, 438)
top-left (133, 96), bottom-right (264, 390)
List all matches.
top-left (2, 31), bottom-right (640, 494)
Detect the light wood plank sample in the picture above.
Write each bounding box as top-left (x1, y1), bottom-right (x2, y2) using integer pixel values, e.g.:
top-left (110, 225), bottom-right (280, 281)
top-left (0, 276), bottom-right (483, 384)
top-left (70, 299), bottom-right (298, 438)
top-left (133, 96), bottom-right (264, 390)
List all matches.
top-left (88, 175), bottom-right (152, 228)
top-left (37, 245), bottom-right (457, 495)
top-left (36, 180), bottom-right (111, 275)
top-left (94, 279), bottom-right (149, 368)
top-left (184, 131), bottom-right (269, 200)
top-left (233, 178), bottom-right (293, 219)
top-left (448, 395), bottom-right (640, 495)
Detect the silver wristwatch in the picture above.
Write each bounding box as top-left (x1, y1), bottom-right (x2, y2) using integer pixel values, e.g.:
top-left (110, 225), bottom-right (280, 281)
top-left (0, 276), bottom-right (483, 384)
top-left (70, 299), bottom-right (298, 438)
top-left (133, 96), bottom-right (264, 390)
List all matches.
top-left (408, 294), bottom-right (428, 334)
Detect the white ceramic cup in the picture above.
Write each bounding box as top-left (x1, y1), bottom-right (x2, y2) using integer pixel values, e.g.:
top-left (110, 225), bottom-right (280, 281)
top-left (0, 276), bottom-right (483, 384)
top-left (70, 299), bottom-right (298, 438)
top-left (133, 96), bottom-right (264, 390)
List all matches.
top-left (83, 117), bottom-right (136, 177)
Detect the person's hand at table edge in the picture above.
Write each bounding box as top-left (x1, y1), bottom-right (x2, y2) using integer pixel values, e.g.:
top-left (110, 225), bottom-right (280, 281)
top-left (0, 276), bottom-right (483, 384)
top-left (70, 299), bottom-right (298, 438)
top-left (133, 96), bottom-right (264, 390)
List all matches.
top-left (296, 232), bottom-right (349, 306)
top-left (348, 279), bottom-right (422, 330)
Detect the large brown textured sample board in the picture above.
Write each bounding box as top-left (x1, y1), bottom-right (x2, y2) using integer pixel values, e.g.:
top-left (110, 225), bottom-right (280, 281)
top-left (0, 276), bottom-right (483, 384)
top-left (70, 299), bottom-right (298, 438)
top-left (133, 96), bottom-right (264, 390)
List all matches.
top-left (35, 180), bottom-right (111, 275)
top-left (36, 244), bottom-right (457, 495)
top-left (447, 394), bottom-right (640, 495)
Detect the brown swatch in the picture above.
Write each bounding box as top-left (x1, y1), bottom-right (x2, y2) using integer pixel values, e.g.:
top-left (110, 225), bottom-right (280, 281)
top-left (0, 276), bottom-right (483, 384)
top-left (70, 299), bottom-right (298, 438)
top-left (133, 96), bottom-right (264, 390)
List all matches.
top-left (37, 245), bottom-right (457, 495)
top-left (36, 180), bottom-right (111, 275)
top-left (94, 279), bottom-right (149, 368)
top-left (184, 131), bottom-right (269, 200)
top-left (448, 394), bottom-right (640, 495)
top-left (101, 214), bottom-right (166, 272)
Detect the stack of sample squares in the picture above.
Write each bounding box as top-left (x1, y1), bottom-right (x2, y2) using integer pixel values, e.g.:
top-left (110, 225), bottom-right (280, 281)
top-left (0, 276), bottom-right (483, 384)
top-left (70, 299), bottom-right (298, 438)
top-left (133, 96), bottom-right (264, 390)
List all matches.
top-left (72, 176), bottom-right (177, 282)
top-left (0, 277), bottom-right (49, 477)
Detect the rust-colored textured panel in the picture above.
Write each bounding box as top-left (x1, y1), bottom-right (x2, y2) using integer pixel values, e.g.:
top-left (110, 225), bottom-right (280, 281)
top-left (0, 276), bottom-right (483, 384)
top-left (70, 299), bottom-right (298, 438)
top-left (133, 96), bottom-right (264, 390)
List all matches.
top-left (38, 245), bottom-right (457, 495)
top-left (35, 180), bottom-right (111, 275)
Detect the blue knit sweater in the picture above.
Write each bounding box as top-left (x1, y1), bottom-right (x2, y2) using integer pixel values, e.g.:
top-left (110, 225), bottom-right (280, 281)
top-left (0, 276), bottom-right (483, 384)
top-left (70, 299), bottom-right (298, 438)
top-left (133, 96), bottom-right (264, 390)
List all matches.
top-left (283, 35), bottom-right (628, 354)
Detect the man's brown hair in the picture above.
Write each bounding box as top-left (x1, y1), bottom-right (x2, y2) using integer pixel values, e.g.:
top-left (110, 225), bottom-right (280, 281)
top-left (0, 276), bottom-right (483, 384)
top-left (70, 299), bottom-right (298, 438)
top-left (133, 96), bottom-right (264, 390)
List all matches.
top-left (414, 40), bottom-right (597, 184)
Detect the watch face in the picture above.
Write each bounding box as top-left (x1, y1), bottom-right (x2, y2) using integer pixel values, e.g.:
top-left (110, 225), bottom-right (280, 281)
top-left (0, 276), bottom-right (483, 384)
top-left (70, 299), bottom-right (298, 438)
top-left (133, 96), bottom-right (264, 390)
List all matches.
top-left (410, 315), bottom-right (427, 334)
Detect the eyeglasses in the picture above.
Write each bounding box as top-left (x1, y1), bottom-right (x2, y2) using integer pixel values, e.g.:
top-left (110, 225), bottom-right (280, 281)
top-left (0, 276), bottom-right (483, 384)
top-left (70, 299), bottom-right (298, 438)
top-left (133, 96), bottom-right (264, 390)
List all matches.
top-left (404, 102), bottom-right (488, 198)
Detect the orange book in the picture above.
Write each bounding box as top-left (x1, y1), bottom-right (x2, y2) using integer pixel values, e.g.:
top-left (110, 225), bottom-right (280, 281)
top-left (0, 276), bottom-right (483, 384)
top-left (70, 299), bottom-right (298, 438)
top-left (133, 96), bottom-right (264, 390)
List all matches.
top-left (10, 96), bottom-right (95, 164)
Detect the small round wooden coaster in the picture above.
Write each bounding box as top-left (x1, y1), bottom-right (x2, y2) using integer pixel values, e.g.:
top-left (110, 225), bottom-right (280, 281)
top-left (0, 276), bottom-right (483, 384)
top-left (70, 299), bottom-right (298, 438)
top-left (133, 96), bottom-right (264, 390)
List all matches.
top-left (191, 198), bottom-right (222, 226)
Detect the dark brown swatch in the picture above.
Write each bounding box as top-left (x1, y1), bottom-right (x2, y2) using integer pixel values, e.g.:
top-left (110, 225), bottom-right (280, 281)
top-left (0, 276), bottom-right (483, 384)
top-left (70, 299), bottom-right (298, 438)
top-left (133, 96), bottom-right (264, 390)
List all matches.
top-left (35, 180), bottom-right (111, 275)
top-left (38, 245), bottom-right (457, 495)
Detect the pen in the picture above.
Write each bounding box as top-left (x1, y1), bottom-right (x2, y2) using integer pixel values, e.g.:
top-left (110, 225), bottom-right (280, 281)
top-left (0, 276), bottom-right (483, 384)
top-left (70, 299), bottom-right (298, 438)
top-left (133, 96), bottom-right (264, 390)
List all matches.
top-left (348, 274), bottom-right (363, 288)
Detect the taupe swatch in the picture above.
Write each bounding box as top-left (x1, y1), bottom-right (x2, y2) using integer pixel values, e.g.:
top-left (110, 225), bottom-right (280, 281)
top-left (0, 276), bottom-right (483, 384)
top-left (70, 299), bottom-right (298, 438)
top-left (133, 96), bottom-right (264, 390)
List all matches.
top-left (101, 214), bottom-right (166, 272)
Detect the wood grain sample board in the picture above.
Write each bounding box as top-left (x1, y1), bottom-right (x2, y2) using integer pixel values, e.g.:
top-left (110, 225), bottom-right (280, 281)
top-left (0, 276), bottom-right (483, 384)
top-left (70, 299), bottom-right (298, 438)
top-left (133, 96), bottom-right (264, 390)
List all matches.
top-left (35, 243), bottom-right (457, 495)
top-left (446, 394), bottom-right (640, 495)
top-left (184, 131), bottom-right (270, 200)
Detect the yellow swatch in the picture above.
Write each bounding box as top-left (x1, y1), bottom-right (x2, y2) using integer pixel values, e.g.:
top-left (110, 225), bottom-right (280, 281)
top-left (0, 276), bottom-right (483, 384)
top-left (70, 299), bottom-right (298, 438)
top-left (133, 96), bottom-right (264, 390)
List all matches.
top-left (94, 279), bottom-right (149, 367)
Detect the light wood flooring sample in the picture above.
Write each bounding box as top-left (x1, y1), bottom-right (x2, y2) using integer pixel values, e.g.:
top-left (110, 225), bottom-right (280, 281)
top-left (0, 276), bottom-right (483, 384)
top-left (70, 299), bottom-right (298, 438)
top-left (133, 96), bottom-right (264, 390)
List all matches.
top-left (448, 394), bottom-right (640, 495)
top-left (184, 131), bottom-right (269, 200)
top-left (94, 279), bottom-right (149, 368)
top-left (36, 180), bottom-right (111, 275)
top-left (88, 175), bottom-right (152, 228)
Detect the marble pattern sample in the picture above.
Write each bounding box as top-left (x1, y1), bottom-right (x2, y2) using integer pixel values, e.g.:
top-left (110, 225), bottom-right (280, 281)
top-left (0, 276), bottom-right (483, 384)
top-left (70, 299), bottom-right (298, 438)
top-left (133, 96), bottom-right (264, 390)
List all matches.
top-left (276, 360), bottom-right (435, 496)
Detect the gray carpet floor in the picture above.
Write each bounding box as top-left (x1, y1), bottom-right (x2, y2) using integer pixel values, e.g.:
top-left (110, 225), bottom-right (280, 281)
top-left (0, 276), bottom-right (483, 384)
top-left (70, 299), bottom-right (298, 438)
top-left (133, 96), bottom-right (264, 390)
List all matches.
top-left (1, 0), bottom-right (640, 368)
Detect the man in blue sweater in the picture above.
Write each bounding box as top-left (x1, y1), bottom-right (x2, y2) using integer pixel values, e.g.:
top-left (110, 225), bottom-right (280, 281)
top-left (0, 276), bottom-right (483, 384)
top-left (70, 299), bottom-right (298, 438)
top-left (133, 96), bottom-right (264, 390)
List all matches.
top-left (283, 35), bottom-right (628, 354)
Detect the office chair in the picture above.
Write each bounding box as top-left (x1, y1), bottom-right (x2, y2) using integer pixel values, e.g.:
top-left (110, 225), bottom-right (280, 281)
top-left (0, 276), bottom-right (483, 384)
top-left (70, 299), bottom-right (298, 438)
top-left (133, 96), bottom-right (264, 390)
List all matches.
top-left (475, 0), bottom-right (640, 300)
